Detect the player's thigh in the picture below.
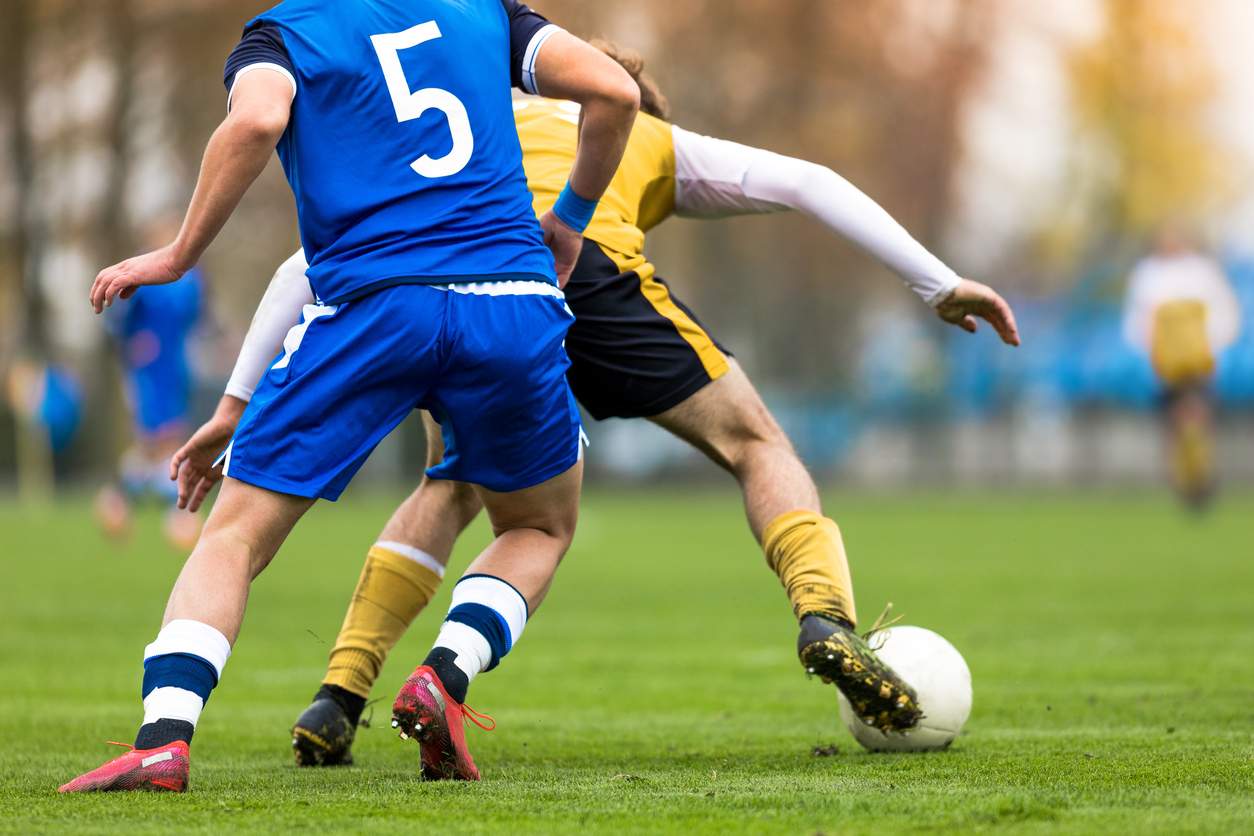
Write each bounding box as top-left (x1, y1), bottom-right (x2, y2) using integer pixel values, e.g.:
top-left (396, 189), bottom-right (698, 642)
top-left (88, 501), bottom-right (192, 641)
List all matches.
top-left (199, 476), bottom-right (315, 578)
top-left (649, 359), bottom-right (795, 473)
top-left (475, 458), bottom-right (583, 543)
top-left (429, 289), bottom-right (583, 496)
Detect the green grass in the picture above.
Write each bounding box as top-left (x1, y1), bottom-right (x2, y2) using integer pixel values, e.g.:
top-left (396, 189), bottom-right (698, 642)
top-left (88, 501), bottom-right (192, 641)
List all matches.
top-left (0, 489), bottom-right (1251, 834)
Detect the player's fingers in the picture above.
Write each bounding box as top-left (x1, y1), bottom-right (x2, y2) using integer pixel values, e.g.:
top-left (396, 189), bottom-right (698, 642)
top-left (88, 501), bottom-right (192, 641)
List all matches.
top-left (170, 442), bottom-right (193, 481)
top-left (120, 285), bottom-right (138, 300)
top-left (962, 315), bottom-right (978, 333)
top-left (189, 477), bottom-right (216, 513)
top-left (991, 298), bottom-right (1021, 346)
top-left (106, 275), bottom-right (132, 308)
top-left (176, 460), bottom-right (198, 508)
top-left (90, 270), bottom-right (110, 313)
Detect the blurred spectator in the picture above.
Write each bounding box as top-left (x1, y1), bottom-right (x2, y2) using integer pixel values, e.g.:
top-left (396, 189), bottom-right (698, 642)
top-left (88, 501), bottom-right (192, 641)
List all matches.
top-left (95, 216), bottom-right (206, 548)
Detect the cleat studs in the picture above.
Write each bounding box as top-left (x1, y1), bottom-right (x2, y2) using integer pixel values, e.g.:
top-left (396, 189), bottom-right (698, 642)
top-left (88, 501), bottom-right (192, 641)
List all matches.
top-left (806, 667), bottom-right (816, 674)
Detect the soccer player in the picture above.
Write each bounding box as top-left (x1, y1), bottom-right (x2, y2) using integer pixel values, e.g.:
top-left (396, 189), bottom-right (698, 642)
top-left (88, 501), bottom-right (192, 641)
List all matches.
top-left (60, 1), bottom-right (639, 792)
top-left (171, 43), bottom-right (1021, 767)
top-left (1123, 225), bottom-right (1241, 509)
top-left (96, 216), bottom-right (206, 549)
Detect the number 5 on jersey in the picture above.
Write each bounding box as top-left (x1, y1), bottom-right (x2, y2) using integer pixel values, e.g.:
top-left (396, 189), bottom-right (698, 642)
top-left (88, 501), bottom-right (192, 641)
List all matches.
top-left (370, 22), bottom-right (474, 178)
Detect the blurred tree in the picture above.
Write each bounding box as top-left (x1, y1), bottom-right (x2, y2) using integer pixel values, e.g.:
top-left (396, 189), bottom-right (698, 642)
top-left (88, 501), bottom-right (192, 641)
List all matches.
top-left (1049, 0), bottom-right (1226, 268)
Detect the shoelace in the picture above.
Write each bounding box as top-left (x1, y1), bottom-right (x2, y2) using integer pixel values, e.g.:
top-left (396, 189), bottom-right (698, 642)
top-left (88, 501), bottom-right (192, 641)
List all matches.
top-left (105, 741), bottom-right (136, 753)
top-left (461, 703), bottom-right (496, 732)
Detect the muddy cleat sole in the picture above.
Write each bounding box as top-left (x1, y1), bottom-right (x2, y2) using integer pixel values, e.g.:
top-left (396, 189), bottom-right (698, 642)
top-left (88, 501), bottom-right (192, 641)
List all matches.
top-left (391, 665), bottom-right (492, 781)
top-left (798, 615), bottom-right (923, 733)
top-left (292, 697), bottom-right (356, 767)
top-left (59, 741), bottom-right (189, 793)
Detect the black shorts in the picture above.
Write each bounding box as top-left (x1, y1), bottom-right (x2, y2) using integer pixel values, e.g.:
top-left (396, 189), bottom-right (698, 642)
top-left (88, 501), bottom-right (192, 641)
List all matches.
top-left (563, 240), bottom-right (731, 421)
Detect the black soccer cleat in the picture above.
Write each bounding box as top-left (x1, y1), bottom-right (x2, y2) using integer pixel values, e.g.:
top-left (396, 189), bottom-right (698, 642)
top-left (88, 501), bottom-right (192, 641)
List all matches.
top-left (798, 614), bottom-right (923, 733)
top-left (292, 693), bottom-right (357, 767)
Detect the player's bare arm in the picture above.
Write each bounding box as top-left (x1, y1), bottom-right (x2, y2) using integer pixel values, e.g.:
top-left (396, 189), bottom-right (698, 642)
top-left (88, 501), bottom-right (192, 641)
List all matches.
top-left (530, 32), bottom-right (640, 285)
top-left (89, 71), bottom-right (293, 313)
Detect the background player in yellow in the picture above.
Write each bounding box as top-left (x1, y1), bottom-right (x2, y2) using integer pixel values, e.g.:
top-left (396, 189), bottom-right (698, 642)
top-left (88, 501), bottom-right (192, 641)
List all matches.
top-left (1123, 225), bottom-right (1242, 509)
top-left (172, 43), bottom-right (1020, 765)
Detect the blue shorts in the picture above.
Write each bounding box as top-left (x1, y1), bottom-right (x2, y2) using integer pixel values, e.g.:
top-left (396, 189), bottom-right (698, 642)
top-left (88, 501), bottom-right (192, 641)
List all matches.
top-left (223, 283), bottom-right (581, 499)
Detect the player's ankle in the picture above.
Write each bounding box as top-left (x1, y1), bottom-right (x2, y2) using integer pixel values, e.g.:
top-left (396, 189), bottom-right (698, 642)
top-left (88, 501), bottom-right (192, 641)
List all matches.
top-left (315, 684), bottom-right (367, 728)
top-left (421, 648), bottom-right (470, 704)
top-left (800, 612), bottom-right (855, 634)
top-left (134, 718), bottom-right (194, 749)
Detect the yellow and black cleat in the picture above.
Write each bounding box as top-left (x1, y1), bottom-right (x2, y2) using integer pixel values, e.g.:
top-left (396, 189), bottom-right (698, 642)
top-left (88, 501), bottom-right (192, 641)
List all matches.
top-left (798, 615), bottom-right (922, 733)
top-left (292, 695), bottom-right (357, 767)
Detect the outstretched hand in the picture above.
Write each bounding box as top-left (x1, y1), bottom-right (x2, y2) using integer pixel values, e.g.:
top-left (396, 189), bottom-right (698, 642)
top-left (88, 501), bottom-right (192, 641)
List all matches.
top-left (935, 279), bottom-right (1021, 346)
top-left (169, 396), bottom-right (247, 512)
top-left (539, 210), bottom-right (583, 289)
top-left (90, 245), bottom-right (186, 314)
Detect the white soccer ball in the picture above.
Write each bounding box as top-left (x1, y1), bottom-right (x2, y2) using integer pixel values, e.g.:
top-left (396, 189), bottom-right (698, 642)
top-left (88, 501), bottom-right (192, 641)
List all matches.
top-left (838, 625), bottom-right (972, 752)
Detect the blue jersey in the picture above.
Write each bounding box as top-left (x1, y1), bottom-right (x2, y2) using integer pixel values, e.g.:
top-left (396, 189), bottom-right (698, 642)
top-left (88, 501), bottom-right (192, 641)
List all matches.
top-left (226, 0), bottom-right (560, 305)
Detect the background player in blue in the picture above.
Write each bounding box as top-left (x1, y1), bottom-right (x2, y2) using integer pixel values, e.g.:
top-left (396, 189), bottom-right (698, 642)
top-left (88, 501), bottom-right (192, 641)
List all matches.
top-left (96, 215), bottom-right (206, 550)
top-left (62, 0), bottom-right (639, 792)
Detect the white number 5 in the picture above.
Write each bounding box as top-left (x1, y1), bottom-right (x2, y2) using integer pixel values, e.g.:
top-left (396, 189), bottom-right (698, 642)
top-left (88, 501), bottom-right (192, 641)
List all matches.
top-left (370, 22), bottom-right (474, 178)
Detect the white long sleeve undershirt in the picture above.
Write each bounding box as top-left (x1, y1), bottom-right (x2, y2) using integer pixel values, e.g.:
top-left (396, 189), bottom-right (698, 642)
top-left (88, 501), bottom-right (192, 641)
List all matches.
top-left (671, 125), bottom-right (961, 307)
top-left (224, 249), bottom-right (316, 402)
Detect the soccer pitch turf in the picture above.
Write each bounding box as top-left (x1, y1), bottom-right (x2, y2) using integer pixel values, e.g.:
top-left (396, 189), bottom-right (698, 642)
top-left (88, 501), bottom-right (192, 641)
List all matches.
top-left (0, 490), bottom-right (1250, 834)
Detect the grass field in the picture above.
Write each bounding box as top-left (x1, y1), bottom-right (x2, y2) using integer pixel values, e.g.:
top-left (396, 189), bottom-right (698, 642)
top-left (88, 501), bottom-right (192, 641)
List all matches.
top-left (0, 489), bottom-right (1251, 834)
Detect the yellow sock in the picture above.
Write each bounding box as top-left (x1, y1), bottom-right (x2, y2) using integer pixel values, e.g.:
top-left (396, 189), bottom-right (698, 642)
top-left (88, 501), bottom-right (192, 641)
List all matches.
top-left (762, 510), bottom-right (857, 628)
top-left (323, 543), bottom-right (444, 698)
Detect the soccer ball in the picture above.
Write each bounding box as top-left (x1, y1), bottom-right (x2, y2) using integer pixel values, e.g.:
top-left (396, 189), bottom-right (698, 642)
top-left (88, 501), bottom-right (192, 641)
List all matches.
top-left (838, 625), bottom-right (972, 752)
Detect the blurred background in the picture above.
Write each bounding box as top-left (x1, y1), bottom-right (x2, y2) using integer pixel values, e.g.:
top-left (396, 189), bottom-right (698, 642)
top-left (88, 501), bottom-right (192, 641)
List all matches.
top-left (2, 0), bottom-right (1252, 501)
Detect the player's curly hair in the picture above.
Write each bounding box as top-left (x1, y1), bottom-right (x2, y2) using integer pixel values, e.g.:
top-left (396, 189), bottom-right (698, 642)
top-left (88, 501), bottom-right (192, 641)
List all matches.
top-left (590, 39), bottom-right (671, 121)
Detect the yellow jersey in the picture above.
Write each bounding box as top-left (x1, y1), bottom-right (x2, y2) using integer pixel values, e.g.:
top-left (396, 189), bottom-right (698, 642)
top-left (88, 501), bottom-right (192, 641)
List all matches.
top-left (513, 97), bottom-right (676, 277)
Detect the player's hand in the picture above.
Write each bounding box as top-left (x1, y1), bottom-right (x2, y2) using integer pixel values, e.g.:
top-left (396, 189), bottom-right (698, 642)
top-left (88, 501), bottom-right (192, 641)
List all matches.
top-left (90, 245), bottom-right (187, 314)
top-left (935, 279), bottom-right (1021, 346)
top-left (539, 210), bottom-right (583, 289)
top-left (169, 396), bottom-right (247, 512)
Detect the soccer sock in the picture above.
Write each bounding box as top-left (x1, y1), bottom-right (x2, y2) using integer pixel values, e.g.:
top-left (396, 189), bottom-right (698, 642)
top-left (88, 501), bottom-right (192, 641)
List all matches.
top-left (422, 574), bottom-right (529, 704)
top-left (312, 684), bottom-right (368, 728)
top-left (324, 542), bottom-right (445, 699)
top-left (135, 619), bottom-right (231, 749)
top-left (762, 510), bottom-right (858, 629)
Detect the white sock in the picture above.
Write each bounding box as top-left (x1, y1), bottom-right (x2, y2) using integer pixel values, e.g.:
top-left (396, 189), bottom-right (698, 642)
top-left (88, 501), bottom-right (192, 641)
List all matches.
top-left (141, 619), bottom-right (231, 729)
top-left (431, 574), bottom-right (529, 682)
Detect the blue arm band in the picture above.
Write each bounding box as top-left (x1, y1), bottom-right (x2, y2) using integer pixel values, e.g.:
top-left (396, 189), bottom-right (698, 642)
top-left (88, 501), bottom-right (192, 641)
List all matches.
top-left (551, 182), bottom-right (598, 233)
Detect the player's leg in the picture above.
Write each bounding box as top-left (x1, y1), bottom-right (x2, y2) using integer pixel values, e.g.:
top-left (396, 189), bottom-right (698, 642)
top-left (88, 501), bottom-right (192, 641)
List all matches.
top-left (389, 286), bottom-right (583, 780)
top-left (391, 459), bottom-right (582, 781)
top-left (649, 362), bottom-right (920, 731)
top-left (60, 479), bottom-right (314, 794)
top-left (61, 287), bottom-right (445, 792)
top-left (293, 414), bottom-right (484, 766)
top-left (1166, 382), bottom-right (1217, 509)
top-left (558, 247), bottom-right (917, 730)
